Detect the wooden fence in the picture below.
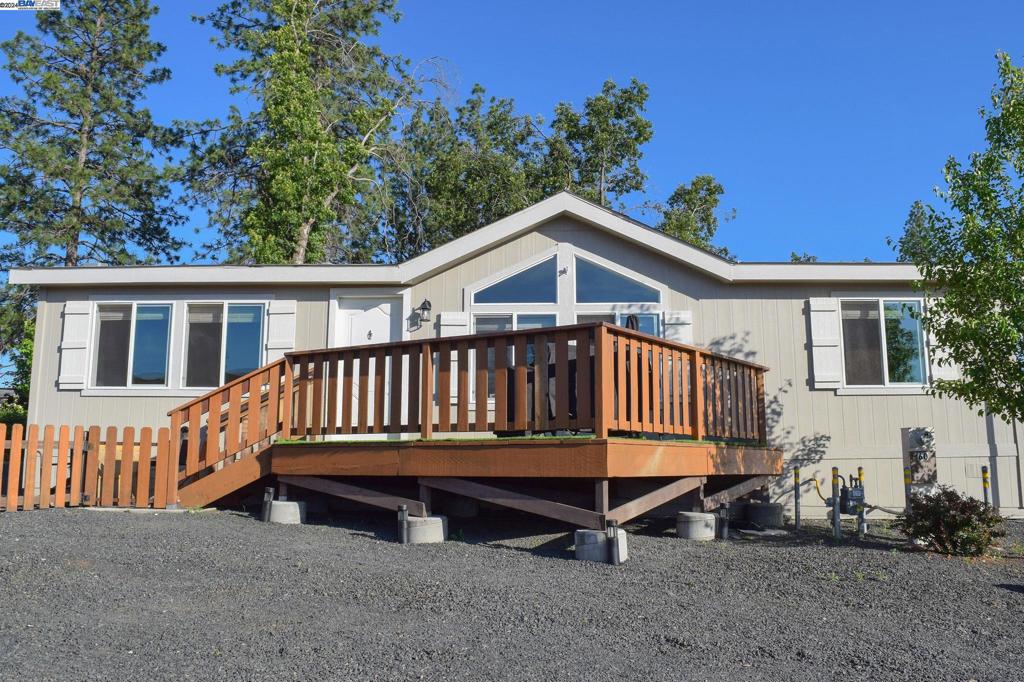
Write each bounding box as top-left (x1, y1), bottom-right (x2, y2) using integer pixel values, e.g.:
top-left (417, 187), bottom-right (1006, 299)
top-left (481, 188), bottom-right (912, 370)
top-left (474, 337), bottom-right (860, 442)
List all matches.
top-left (0, 424), bottom-right (177, 512)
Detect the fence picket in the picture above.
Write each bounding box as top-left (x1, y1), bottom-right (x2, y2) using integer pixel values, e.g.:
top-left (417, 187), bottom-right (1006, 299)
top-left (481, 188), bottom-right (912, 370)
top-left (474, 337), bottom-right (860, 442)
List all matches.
top-left (69, 426), bottom-right (85, 506)
top-left (119, 427), bottom-right (135, 508)
top-left (39, 425), bottom-right (54, 509)
top-left (0, 424), bottom-right (6, 507)
top-left (23, 424), bottom-right (39, 510)
top-left (135, 427), bottom-right (153, 508)
top-left (4, 424), bottom-right (18, 511)
top-left (100, 426), bottom-right (118, 506)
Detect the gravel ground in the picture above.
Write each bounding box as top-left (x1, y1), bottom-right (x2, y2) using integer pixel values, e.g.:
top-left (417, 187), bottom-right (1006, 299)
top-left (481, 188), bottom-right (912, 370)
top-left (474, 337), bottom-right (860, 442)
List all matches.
top-left (0, 509), bottom-right (1022, 682)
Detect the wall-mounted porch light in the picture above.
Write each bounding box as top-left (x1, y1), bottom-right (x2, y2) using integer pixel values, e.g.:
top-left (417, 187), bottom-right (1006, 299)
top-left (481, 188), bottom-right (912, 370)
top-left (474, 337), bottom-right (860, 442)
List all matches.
top-left (415, 299), bottom-right (432, 322)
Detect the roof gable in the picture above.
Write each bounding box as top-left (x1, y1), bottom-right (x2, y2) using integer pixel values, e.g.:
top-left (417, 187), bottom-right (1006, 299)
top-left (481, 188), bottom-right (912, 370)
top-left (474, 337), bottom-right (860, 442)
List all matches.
top-left (8, 191), bottom-right (920, 286)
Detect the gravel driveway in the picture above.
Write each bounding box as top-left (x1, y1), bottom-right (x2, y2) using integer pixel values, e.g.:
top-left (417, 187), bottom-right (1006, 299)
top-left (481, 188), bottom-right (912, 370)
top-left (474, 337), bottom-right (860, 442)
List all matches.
top-left (0, 508), bottom-right (1021, 682)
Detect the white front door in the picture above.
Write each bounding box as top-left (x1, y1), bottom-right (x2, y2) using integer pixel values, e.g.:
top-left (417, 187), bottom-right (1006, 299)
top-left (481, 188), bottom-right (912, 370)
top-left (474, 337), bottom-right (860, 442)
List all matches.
top-left (335, 297), bottom-right (403, 431)
top-left (340, 297), bottom-right (401, 346)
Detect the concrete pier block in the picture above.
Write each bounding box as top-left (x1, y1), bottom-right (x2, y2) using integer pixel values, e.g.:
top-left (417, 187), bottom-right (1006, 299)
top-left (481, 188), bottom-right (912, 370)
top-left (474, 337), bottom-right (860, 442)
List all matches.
top-left (574, 528), bottom-right (629, 564)
top-left (676, 511), bottom-right (716, 540)
top-left (407, 515), bottom-right (447, 544)
top-left (268, 500), bottom-right (306, 525)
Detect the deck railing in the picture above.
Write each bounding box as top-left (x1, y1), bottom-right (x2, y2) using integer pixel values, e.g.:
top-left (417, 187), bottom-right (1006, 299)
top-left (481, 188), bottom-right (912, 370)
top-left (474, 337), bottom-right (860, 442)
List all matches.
top-left (0, 324), bottom-right (766, 513)
top-left (280, 322), bottom-right (767, 443)
top-left (169, 358), bottom-right (287, 479)
top-left (165, 322), bottom-right (768, 483)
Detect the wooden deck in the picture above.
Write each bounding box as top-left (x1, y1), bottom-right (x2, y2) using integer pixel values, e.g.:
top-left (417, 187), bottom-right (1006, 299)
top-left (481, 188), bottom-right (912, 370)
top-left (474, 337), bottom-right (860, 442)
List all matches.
top-left (1, 324), bottom-right (780, 522)
top-left (162, 321), bottom-right (778, 516)
top-left (271, 437), bottom-right (781, 479)
top-left (266, 436), bottom-right (780, 529)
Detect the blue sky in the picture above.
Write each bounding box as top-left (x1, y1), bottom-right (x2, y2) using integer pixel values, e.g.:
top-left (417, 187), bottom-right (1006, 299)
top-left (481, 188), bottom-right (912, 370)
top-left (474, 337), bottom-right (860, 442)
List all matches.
top-left (2, 1), bottom-right (1022, 262)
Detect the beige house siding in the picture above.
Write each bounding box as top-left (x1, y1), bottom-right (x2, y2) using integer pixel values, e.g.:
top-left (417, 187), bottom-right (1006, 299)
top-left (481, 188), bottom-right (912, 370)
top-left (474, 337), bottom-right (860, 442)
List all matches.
top-left (29, 286), bottom-right (331, 429)
top-left (409, 215), bottom-right (1023, 513)
top-left (25, 215), bottom-right (1023, 514)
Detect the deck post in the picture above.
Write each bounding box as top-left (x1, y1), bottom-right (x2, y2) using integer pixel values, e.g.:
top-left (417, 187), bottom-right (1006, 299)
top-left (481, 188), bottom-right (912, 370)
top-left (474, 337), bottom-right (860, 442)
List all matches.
top-left (280, 357), bottom-right (294, 440)
top-left (419, 343), bottom-right (434, 440)
top-left (418, 483), bottom-right (433, 515)
top-left (691, 350), bottom-right (706, 441)
top-left (594, 479), bottom-right (609, 515)
top-left (593, 325), bottom-right (613, 438)
top-left (755, 370), bottom-right (767, 444)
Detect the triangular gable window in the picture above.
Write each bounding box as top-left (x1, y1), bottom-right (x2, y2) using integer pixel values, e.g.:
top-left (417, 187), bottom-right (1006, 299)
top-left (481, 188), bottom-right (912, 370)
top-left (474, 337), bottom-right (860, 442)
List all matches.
top-left (473, 256), bottom-right (557, 304)
top-left (575, 258), bottom-right (659, 303)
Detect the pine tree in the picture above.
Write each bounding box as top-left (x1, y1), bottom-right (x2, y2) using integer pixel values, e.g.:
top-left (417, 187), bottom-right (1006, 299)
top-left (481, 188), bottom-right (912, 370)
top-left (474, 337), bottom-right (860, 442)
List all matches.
top-left (0, 0), bottom-right (182, 377)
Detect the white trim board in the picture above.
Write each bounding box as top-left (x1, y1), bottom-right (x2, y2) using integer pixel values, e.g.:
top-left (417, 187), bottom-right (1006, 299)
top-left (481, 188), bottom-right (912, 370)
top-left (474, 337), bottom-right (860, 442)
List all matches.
top-left (11, 193), bottom-right (922, 287)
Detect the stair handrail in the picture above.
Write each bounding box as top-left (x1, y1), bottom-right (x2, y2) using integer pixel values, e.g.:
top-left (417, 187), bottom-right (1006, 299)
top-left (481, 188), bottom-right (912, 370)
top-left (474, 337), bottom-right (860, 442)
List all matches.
top-left (167, 357), bottom-right (288, 417)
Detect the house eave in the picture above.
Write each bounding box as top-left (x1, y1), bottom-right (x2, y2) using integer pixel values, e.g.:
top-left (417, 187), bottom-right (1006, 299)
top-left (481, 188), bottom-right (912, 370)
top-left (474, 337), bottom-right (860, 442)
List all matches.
top-left (6, 192), bottom-right (923, 287)
top-left (8, 264), bottom-right (402, 287)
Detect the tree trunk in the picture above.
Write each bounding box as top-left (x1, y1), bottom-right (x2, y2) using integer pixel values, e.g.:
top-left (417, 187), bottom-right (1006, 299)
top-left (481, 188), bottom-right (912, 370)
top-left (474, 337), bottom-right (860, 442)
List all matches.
top-left (291, 187), bottom-right (340, 264)
top-left (65, 12), bottom-right (103, 267)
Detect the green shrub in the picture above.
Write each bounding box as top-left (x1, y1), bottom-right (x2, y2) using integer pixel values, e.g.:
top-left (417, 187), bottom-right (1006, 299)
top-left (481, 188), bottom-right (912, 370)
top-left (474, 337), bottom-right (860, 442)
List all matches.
top-left (894, 485), bottom-right (1005, 556)
top-left (0, 398), bottom-right (27, 427)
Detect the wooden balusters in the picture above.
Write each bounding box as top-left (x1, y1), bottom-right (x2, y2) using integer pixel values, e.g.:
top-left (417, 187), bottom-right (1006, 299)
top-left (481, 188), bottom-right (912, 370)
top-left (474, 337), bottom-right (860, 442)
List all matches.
top-left (265, 322), bottom-right (767, 446)
top-left (389, 348), bottom-right (404, 434)
top-left (493, 337), bottom-right (508, 431)
top-left (419, 343), bottom-right (433, 439)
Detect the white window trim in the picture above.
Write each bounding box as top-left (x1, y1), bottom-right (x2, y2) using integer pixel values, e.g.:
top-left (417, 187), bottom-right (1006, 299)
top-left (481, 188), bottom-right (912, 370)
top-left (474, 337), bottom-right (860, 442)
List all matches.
top-left (467, 247), bottom-right (560, 309)
top-left (88, 301), bottom-right (174, 391)
top-left (470, 312), bottom-right (560, 403)
top-left (464, 243), bottom-right (668, 331)
top-left (81, 292), bottom-right (274, 397)
top-left (837, 295), bottom-right (930, 394)
top-left (473, 312), bottom-right (561, 331)
top-left (183, 301), bottom-right (268, 391)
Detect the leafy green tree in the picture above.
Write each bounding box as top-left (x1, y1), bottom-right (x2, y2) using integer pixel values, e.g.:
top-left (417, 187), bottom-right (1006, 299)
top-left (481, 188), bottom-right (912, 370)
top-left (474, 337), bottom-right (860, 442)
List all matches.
top-left (188, 0), bottom-right (411, 263)
top-left (241, 0), bottom-right (357, 263)
top-left (790, 252), bottom-right (819, 263)
top-left (896, 52), bottom-right (1024, 422)
top-left (0, 0), bottom-right (181, 375)
top-left (368, 85), bottom-right (546, 261)
top-left (8, 319), bottom-right (33, 405)
top-left (656, 175), bottom-right (735, 259)
top-left (542, 79), bottom-right (653, 207)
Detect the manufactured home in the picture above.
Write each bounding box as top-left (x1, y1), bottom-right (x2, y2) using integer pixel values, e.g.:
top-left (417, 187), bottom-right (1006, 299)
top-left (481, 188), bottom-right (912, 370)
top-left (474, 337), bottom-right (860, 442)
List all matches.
top-left (8, 192), bottom-right (1022, 519)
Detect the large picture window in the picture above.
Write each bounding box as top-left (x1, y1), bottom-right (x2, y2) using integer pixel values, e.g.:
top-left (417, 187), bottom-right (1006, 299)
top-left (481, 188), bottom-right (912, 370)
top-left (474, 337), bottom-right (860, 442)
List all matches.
top-left (185, 303), bottom-right (265, 387)
top-left (840, 299), bottom-right (926, 386)
top-left (93, 303), bottom-right (172, 387)
top-left (473, 257), bottom-right (557, 304)
top-left (473, 313), bottom-right (557, 397)
top-left (575, 257), bottom-right (659, 303)
top-left (577, 312), bottom-right (660, 336)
